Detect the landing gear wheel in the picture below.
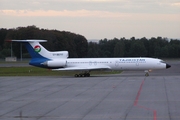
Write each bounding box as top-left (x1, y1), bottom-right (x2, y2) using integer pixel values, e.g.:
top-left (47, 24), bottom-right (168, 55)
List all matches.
top-left (74, 73), bottom-right (90, 77)
top-left (74, 74), bottom-right (79, 77)
top-left (84, 73), bottom-right (90, 77)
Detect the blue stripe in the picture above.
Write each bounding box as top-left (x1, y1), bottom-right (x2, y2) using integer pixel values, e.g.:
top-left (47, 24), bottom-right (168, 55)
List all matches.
top-left (24, 43), bottom-right (50, 68)
top-left (29, 58), bottom-right (49, 68)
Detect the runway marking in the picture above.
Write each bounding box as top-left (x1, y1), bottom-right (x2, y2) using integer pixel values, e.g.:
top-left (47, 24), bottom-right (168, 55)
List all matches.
top-left (134, 78), bottom-right (157, 120)
top-left (134, 79), bottom-right (144, 106)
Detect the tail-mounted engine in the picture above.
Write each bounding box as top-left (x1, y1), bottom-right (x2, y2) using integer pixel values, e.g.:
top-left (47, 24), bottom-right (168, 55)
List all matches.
top-left (42, 60), bottom-right (67, 68)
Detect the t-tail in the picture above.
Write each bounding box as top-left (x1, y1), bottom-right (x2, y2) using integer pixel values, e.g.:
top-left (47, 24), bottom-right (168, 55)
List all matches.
top-left (8, 40), bottom-right (68, 69)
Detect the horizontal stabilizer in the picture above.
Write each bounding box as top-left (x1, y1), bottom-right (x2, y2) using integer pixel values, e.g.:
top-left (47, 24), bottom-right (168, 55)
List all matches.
top-left (6, 39), bottom-right (47, 42)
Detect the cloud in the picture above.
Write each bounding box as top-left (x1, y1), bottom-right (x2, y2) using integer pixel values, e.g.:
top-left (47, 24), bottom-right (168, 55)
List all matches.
top-left (1, 9), bottom-right (179, 22)
top-left (1, 0), bottom-right (179, 14)
top-left (0, 0), bottom-right (179, 39)
top-left (171, 2), bottom-right (180, 7)
top-left (0, 9), bottom-right (130, 18)
top-left (82, 0), bottom-right (122, 2)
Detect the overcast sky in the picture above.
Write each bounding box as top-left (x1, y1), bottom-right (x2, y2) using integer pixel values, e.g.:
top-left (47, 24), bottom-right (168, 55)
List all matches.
top-left (0, 0), bottom-right (180, 39)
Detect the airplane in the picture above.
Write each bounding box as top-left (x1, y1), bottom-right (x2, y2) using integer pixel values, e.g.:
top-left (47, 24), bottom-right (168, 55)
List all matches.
top-left (8, 39), bottom-right (171, 77)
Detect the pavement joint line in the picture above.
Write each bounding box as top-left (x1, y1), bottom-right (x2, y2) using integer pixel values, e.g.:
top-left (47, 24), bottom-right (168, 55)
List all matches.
top-left (0, 78), bottom-right (83, 117)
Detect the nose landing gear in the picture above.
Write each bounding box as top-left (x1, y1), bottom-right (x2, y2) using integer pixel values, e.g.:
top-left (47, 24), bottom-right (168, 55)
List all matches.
top-left (144, 70), bottom-right (149, 77)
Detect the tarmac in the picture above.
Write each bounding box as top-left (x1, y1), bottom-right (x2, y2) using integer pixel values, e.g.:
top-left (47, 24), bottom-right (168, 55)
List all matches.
top-left (0, 60), bottom-right (180, 120)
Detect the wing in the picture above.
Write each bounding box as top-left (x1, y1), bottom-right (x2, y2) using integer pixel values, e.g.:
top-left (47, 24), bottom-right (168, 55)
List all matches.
top-left (52, 65), bottom-right (111, 71)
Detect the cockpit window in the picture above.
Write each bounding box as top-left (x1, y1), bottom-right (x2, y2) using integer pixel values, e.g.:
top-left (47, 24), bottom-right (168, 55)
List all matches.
top-left (160, 61), bottom-right (165, 63)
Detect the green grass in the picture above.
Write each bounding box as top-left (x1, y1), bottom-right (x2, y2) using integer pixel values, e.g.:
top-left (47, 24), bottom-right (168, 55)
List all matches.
top-left (0, 67), bottom-right (122, 76)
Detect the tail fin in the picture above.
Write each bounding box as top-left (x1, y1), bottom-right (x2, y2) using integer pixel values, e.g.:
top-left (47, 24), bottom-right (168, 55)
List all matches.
top-left (9, 40), bottom-right (69, 59)
top-left (8, 39), bottom-right (69, 68)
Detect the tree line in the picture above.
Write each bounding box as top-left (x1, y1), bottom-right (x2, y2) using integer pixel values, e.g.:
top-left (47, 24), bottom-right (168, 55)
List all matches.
top-left (89, 37), bottom-right (180, 58)
top-left (0, 26), bottom-right (88, 58)
top-left (0, 26), bottom-right (180, 59)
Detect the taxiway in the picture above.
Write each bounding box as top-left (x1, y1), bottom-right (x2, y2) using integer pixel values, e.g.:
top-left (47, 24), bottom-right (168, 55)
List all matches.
top-left (0, 61), bottom-right (180, 120)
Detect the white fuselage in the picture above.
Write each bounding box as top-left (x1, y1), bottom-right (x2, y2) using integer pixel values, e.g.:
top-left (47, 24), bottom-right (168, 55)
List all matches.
top-left (63, 57), bottom-right (166, 71)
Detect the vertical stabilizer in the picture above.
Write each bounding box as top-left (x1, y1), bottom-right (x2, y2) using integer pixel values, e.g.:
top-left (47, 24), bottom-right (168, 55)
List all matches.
top-left (10, 40), bottom-right (49, 59)
top-left (8, 39), bottom-right (68, 68)
top-left (9, 39), bottom-right (69, 59)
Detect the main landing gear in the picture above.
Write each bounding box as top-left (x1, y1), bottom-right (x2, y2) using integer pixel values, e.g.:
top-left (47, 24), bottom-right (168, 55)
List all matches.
top-left (74, 72), bottom-right (90, 77)
top-left (144, 70), bottom-right (149, 77)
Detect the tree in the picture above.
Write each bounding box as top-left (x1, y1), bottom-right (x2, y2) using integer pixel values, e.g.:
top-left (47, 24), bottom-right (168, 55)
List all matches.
top-left (129, 40), bottom-right (147, 57)
top-left (74, 35), bottom-right (88, 58)
top-left (1, 26), bottom-right (180, 59)
top-left (1, 26), bottom-right (88, 58)
top-left (0, 28), bottom-right (8, 50)
top-left (114, 40), bottom-right (125, 57)
top-left (87, 42), bottom-right (99, 57)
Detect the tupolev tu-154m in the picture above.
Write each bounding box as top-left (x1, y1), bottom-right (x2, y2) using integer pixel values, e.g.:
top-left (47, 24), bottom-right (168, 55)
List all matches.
top-left (8, 40), bottom-right (171, 77)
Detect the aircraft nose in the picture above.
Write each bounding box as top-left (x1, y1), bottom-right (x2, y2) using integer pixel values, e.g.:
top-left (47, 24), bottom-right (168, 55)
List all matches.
top-left (166, 64), bottom-right (171, 69)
